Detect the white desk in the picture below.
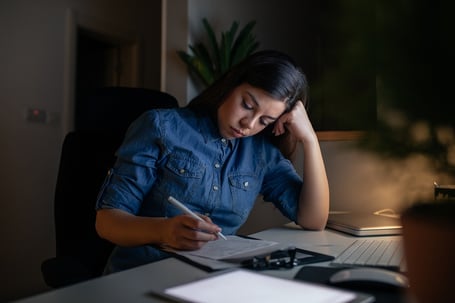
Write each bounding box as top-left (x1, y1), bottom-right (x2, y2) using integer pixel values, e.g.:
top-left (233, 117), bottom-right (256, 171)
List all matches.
top-left (250, 223), bottom-right (363, 279)
top-left (12, 225), bottom-right (396, 303)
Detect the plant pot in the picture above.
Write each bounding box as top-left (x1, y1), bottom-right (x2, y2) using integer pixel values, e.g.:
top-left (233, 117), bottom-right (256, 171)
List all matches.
top-left (401, 201), bottom-right (455, 303)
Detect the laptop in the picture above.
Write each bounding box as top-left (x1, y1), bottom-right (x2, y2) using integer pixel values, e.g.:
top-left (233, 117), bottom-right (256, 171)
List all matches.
top-left (326, 212), bottom-right (402, 236)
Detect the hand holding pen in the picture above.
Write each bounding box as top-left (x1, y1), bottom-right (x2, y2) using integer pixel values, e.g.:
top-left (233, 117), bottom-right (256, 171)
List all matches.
top-left (168, 196), bottom-right (227, 240)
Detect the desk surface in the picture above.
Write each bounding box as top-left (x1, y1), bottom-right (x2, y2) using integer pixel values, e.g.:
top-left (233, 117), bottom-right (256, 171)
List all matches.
top-left (13, 225), bottom-right (399, 303)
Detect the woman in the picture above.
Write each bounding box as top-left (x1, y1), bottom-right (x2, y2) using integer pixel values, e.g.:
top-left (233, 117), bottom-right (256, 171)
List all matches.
top-left (95, 50), bottom-right (329, 273)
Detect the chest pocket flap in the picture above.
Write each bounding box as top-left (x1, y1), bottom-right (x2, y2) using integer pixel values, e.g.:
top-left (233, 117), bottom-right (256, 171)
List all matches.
top-left (166, 151), bottom-right (205, 178)
top-left (229, 174), bottom-right (257, 191)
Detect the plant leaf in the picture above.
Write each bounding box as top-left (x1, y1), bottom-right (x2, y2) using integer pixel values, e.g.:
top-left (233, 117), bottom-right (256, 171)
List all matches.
top-left (232, 37), bottom-right (260, 66)
top-left (202, 18), bottom-right (220, 74)
top-left (231, 20), bottom-right (259, 65)
top-left (177, 50), bottom-right (213, 86)
top-left (190, 44), bottom-right (215, 78)
top-left (219, 21), bottom-right (241, 75)
top-left (190, 56), bottom-right (213, 86)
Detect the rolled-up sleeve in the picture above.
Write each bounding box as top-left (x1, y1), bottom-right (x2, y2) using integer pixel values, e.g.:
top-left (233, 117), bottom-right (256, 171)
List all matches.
top-left (95, 110), bottom-right (164, 214)
top-left (261, 150), bottom-right (303, 223)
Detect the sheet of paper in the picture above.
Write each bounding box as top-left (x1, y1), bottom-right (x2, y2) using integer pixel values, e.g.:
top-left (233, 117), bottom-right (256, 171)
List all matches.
top-left (175, 235), bottom-right (283, 261)
top-left (163, 270), bottom-right (361, 303)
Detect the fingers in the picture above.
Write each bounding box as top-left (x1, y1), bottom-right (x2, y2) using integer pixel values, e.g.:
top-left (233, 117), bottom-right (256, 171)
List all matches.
top-left (165, 215), bottom-right (222, 250)
top-left (273, 118), bottom-right (286, 136)
top-left (183, 214), bottom-right (222, 237)
top-left (274, 100), bottom-right (303, 135)
top-left (198, 213), bottom-right (213, 223)
top-left (273, 110), bottom-right (293, 136)
top-left (273, 100), bottom-right (314, 141)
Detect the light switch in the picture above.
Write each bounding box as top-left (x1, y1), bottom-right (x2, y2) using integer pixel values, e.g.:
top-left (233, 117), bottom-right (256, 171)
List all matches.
top-left (26, 108), bottom-right (47, 123)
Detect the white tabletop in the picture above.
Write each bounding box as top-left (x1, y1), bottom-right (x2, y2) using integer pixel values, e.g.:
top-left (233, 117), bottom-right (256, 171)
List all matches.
top-left (12, 225), bottom-right (377, 303)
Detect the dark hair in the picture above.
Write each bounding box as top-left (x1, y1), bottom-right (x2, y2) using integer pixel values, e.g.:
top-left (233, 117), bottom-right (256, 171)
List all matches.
top-left (187, 50), bottom-right (309, 159)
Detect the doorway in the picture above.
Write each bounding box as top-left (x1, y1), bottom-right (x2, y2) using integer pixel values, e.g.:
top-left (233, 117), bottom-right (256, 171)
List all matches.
top-left (74, 27), bottom-right (140, 131)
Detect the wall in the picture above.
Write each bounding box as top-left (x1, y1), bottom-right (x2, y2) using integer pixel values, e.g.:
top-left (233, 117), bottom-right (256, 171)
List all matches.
top-left (0, 0), bottom-right (161, 301)
top-left (162, 0), bottom-right (188, 106)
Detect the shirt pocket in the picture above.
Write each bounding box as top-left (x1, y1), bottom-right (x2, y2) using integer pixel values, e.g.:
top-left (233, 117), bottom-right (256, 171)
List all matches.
top-left (160, 150), bottom-right (206, 198)
top-left (228, 173), bottom-right (259, 219)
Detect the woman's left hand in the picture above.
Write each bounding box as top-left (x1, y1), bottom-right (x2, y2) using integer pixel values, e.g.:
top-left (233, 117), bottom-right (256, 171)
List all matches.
top-left (273, 101), bottom-right (316, 144)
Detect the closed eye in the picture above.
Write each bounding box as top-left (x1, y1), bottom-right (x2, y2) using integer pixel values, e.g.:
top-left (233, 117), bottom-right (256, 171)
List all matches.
top-left (242, 99), bottom-right (254, 110)
top-left (259, 118), bottom-right (269, 126)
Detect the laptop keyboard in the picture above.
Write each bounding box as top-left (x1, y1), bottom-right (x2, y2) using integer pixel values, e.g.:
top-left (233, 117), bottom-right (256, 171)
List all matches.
top-left (331, 238), bottom-right (406, 271)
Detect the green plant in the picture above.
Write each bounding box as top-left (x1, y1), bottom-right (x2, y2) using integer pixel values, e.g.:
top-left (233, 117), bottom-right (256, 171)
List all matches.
top-left (178, 18), bottom-right (260, 88)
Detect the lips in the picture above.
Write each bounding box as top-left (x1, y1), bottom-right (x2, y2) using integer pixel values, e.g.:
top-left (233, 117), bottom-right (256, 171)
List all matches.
top-left (231, 127), bottom-right (245, 138)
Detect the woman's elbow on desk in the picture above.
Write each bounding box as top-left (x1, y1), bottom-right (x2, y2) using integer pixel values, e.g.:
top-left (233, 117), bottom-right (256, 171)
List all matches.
top-left (296, 189), bottom-right (330, 230)
top-left (297, 220), bottom-right (327, 231)
top-left (296, 210), bottom-right (329, 231)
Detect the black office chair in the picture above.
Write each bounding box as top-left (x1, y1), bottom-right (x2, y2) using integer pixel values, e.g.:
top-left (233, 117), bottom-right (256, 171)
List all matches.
top-left (41, 87), bottom-right (179, 288)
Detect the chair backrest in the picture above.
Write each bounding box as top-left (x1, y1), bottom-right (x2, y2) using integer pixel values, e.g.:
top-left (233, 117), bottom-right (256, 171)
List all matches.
top-left (53, 131), bottom-right (120, 273)
top-left (75, 86), bottom-right (180, 132)
top-left (48, 87), bottom-right (179, 285)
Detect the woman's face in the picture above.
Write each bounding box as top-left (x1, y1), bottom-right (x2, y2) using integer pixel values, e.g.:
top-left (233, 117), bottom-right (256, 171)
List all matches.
top-left (217, 83), bottom-right (286, 139)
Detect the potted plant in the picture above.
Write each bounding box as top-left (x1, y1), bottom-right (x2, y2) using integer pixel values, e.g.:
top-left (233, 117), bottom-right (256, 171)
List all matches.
top-left (177, 18), bottom-right (260, 88)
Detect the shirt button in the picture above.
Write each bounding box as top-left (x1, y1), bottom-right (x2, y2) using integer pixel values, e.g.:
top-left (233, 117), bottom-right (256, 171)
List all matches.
top-left (221, 138), bottom-right (227, 144)
top-left (244, 181), bottom-right (249, 187)
top-left (214, 163), bottom-right (220, 168)
top-left (179, 169), bottom-right (185, 174)
top-left (213, 185), bottom-right (219, 191)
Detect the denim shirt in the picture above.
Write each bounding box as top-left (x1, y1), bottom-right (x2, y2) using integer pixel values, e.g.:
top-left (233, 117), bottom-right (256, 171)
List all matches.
top-left (96, 108), bottom-right (303, 273)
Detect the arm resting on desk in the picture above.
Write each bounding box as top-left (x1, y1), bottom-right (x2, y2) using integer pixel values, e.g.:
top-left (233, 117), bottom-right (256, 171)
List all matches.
top-left (95, 208), bottom-right (221, 250)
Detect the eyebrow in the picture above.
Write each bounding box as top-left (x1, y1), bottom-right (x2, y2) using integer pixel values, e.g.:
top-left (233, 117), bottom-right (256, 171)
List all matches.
top-left (246, 91), bottom-right (279, 121)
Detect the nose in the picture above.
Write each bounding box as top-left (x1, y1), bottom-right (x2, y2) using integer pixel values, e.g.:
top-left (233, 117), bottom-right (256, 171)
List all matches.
top-left (240, 116), bottom-right (257, 130)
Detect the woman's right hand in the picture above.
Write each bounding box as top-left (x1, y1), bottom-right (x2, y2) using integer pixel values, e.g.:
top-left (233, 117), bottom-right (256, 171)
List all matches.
top-left (96, 208), bottom-right (221, 249)
top-left (161, 214), bottom-right (222, 250)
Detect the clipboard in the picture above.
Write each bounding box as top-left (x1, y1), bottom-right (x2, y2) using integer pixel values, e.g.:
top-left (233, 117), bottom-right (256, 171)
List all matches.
top-left (149, 269), bottom-right (375, 303)
top-left (166, 235), bottom-right (334, 272)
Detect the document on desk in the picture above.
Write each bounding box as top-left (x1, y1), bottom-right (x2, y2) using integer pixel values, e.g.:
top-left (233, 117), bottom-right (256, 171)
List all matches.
top-left (166, 235), bottom-right (284, 270)
top-left (152, 269), bottom-right (374, 303)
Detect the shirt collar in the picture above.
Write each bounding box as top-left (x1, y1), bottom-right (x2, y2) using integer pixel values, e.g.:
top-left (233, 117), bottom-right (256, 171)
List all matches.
top-left (197, 113), bottom-right (236, 147)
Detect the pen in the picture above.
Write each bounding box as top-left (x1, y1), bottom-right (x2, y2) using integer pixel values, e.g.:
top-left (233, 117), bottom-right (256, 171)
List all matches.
top-left (167, 196), bottom-right (227, 240)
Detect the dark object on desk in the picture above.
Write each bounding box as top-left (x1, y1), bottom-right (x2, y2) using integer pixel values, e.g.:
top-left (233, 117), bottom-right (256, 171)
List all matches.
top-left (434, 182), bottom-right (455, 200)
top-left (41, 87), bottom-right (179, 288)
top-left (295, 266), bottom-right (409, 303)
top-left (242, 247), bottom-right (297, 270)
top-left (242, 247), bottom-right (334, 270)
top-left (329, 267), bottom-right (409, 289)
top-left (326, 212), bottom-right (402, 236)
top-left (401, 201), bottom-right (455, 303)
